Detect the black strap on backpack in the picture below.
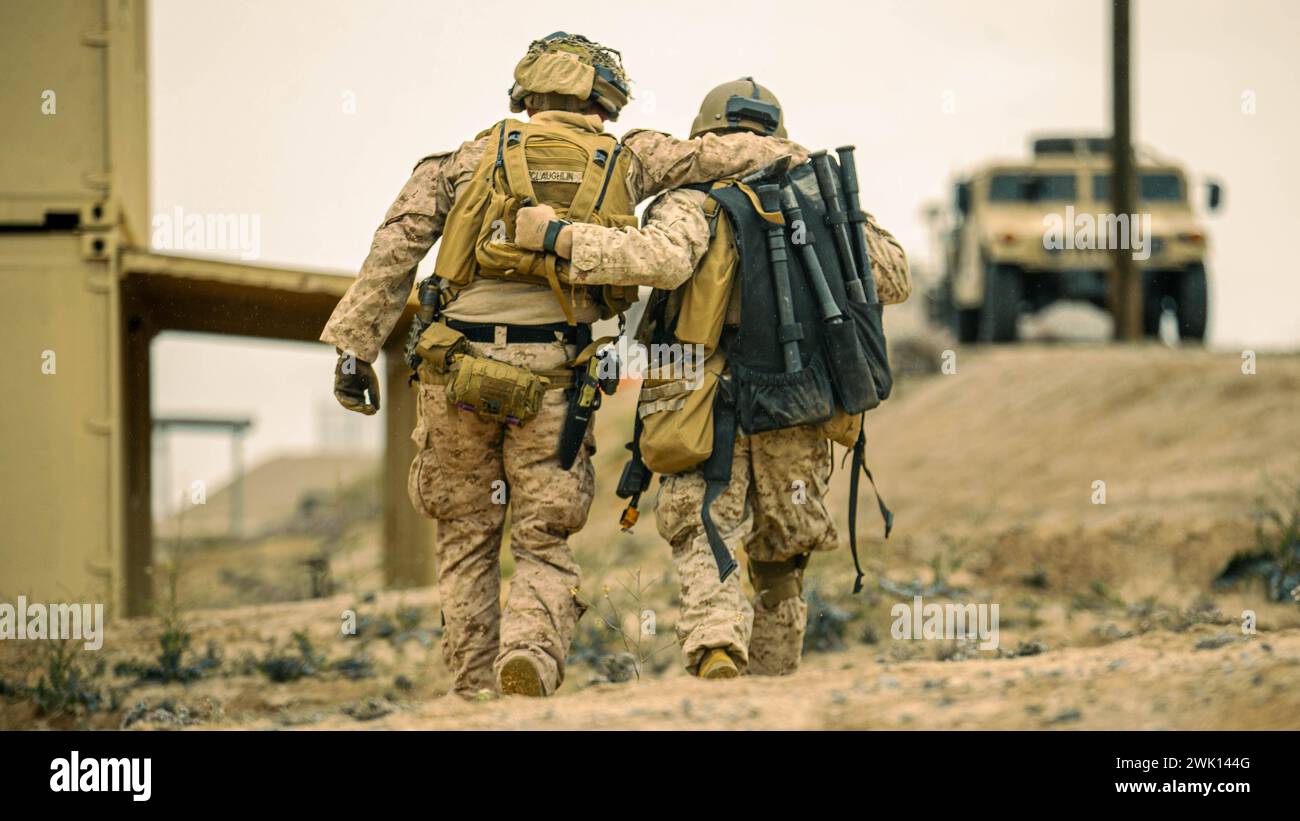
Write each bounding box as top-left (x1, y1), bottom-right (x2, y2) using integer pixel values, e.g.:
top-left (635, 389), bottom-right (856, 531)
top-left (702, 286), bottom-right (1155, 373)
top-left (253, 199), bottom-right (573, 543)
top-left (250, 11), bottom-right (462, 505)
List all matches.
top-left (847, 418), bottom-right (893, 594)
top-left (700, 385), bottom-right (740, 582)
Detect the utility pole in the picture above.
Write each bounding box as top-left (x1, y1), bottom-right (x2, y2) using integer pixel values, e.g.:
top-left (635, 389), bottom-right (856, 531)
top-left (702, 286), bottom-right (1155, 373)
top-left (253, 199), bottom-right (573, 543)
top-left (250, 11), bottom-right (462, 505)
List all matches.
top-left (1111, 0), bottom-right (1142, 340)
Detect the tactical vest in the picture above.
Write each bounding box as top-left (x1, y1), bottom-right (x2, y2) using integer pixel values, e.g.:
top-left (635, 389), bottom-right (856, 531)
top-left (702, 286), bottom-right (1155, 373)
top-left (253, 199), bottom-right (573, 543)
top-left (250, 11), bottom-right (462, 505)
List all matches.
top-left (627, 159), bottom-right (894, 591)
top-left (433, 118), bottom-right (640, 324)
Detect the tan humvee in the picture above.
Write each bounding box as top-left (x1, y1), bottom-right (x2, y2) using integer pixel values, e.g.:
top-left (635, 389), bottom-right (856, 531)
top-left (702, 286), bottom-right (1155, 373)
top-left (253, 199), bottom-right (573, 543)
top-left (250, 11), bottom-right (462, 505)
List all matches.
top-left (936, 136), bottom-right (1221, 342)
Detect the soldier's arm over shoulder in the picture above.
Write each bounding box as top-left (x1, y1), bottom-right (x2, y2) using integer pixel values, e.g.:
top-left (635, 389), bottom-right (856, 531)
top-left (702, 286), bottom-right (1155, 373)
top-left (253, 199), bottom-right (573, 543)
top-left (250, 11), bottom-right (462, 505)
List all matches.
top-left (319, 139), bottom-right (485, 363)
top-left (864, 212), bottom-right (912, 305)
top-left (568, 188), bottom-right (710, 290)
top-left (621, 129), bottom-right (809, 201)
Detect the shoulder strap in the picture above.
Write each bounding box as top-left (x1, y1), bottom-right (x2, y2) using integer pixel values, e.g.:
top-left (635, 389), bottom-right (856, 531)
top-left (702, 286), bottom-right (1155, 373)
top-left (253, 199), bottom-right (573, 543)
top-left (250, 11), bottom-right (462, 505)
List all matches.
top-left (539, 253), bottom-right (577, 326)
top-left (500, 120), bottom-right (538, 204)
top-left (847, 419), bottom-right (893, 593)
top-left (591, 139), bottom-right (623, 211)
top-left (709, 180), bottom-right (785, 225)
top-left (573, 135), bottom-right (621, 221)
top-left (700, 384), bottom-right (740, 582)
top-left (489, 119), bottom-right (508, 174)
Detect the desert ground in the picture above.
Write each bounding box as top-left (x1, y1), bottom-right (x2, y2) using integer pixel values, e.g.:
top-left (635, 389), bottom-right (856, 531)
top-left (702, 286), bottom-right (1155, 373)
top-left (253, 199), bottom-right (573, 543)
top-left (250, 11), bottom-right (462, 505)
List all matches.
top-left (3, 343), bottom-right (1298, 730)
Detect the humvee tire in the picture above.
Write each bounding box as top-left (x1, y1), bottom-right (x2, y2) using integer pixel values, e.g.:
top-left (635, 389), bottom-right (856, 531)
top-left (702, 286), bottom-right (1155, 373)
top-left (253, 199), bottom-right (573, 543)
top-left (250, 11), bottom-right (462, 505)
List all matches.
top-left (1142, 279), bottom-right (1167, 338)
top-left (979, 263), bottom-right (1022, 342)
top-left (1177, 263), bottom-right (1208, 342)
top-left (956, 308), bottom-right (981, 343)
top-left (1142, 302), bottom-right (1161, 338)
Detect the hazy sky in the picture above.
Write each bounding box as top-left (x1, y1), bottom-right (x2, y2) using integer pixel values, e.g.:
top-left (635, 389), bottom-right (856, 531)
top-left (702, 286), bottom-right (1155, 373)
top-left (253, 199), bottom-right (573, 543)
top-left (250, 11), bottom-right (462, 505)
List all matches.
top-left (148, 0), bottom-right (1299, 501)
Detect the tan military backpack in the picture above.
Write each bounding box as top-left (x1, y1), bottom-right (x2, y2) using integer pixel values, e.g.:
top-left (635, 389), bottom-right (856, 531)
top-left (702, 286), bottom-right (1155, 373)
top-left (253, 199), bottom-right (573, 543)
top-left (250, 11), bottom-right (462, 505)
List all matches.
top-left (433, 118), bottom-right (640, 324)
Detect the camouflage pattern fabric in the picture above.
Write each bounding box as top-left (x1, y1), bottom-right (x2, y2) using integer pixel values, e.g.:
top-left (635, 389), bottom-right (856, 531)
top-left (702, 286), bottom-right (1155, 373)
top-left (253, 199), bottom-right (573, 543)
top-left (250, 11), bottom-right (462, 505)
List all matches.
top-left (323, 112), bottom-right (813, 697)
top-left (407, 339), bottom-right (595, 696)
top-left (568, 188), bottom-right (712, 289)
top-left (557, 143), bottom-right (912, 677)
top-left (508, 33), bottom-right (631, 118)
top-left (655, 425), bottom-right (835, 676)
top-left (861, 212), bottom-right (912, 305)
top-left (320, 118), bottom-right (808, 362)
top-left (748, 595), bottom-right (808, 675)
top-left (568, 150), bottom-right (912, 305)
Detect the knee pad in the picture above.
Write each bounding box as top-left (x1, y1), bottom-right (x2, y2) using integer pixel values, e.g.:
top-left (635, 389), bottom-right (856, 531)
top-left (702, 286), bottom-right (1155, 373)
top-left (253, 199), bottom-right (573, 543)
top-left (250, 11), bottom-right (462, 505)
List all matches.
top-left (747, 554), bottom-right (809, 609)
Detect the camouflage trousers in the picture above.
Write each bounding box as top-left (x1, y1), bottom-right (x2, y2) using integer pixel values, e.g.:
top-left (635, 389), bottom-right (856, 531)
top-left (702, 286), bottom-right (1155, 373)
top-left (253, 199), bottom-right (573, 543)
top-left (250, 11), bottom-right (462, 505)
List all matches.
top-left (407, 339), bottom-right (594, 697)
top-left (655, 425), bottom-right (837, 676)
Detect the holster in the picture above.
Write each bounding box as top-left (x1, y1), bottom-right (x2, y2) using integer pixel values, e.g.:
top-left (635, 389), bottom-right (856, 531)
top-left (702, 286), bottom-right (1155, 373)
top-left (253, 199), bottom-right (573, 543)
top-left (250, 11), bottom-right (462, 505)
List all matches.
top-left (557, 356), bottom-right (601, 470)
top-left (556, 340), bottom-right (617, 470)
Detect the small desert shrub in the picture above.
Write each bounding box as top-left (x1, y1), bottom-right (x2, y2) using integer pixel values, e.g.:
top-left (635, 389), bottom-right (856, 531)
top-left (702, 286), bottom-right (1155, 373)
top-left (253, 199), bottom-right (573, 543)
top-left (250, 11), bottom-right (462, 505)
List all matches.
top-left (331, 649), bottom-right (376, 680)
top-left (342, 604), bottom-right (438, 650)
top-left (571, 571), bottom-right (679, 681)
top-left (11, 640), bottom-right (117, 718)
top-left (258, 631), bottom-right (325, 683)
top-left (803, 585), bottom-right (851, 653)
top-left (114, 616), bottom-right (220, 684)
top-left (1214, 481), bottom-right (1300, 602)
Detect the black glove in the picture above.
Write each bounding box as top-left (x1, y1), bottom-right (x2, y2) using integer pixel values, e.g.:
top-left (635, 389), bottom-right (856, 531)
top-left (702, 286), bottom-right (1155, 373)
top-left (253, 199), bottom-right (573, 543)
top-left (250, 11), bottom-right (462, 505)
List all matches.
top-left (333, 350), bottom-right (381, 415)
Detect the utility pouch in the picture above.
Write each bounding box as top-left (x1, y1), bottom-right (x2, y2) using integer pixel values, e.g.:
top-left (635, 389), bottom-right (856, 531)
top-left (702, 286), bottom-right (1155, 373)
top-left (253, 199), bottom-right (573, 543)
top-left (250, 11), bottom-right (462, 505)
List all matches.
top-left (434, 172), bottom-right (494, 287)
top-left (638, 354), bottom-right (725, 475)
top-left (474, 188), bottom-right (531, 275)
top-left (445, 355), bottom-right (546, 425)
top-left (846, 300), bottom-right (893, 402)
top-left (822, 316), bottom-right (880, 414)
top-left (415, 322), bottom-right (472, 374)
top-left (732, 357), bottom-right (834, 435)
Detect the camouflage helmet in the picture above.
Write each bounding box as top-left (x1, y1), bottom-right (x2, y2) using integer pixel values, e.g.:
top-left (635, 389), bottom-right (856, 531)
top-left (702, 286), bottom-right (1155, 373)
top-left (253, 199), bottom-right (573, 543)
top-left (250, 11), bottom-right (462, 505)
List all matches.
top-left (508, 32), bottom-right (632, 121)
top-left (689, 77), bottom-right (786, 139)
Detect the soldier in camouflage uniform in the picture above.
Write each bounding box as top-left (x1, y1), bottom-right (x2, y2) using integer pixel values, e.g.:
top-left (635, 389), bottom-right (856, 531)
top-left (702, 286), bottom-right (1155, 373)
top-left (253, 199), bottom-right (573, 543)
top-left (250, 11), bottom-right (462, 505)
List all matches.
top-left (515, 78), bottom-right (911, 679)
top-left (323, 37), bottom-right (808, 698)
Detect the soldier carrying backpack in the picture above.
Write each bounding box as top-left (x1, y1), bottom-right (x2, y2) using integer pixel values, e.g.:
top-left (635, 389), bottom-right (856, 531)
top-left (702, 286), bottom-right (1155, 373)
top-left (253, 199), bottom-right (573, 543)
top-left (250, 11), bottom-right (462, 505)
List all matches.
top-left (322, 36), bottom-right (808, 698)
top-left (515, 78), bottom-right (912, 679)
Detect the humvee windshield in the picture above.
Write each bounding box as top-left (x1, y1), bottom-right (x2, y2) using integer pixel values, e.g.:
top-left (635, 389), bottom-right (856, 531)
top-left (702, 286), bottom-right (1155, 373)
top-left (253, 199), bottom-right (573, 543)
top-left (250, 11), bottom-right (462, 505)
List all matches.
top-left (988, 173), bottom-right (1077, 202)
top-left (1092, 173), bottom-right (1184, 202)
